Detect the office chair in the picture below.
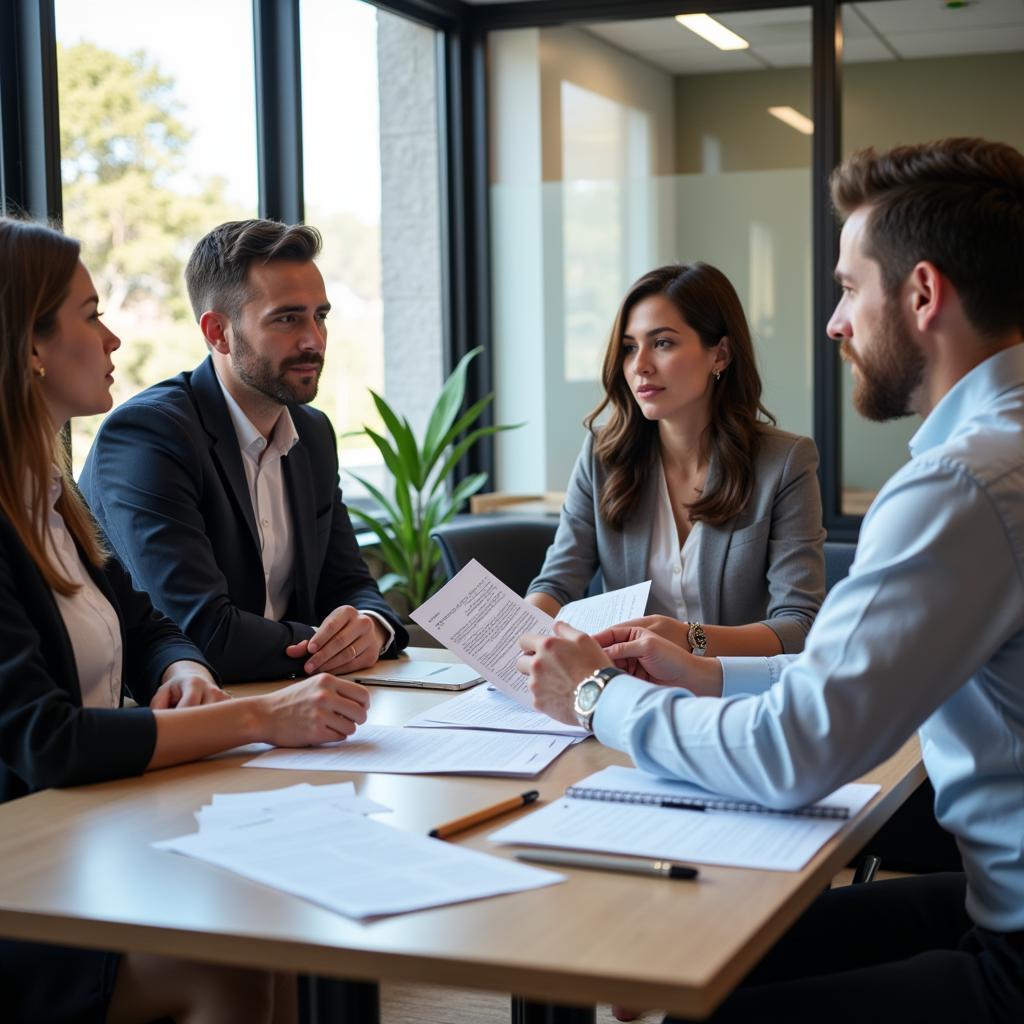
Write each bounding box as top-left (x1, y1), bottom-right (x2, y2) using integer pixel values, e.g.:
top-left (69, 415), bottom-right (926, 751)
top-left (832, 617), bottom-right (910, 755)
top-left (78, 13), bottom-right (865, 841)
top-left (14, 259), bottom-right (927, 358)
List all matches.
top-left (824, 540), bottom-right (857, 593)
top-left (431, 514), bottom-right (560, 597)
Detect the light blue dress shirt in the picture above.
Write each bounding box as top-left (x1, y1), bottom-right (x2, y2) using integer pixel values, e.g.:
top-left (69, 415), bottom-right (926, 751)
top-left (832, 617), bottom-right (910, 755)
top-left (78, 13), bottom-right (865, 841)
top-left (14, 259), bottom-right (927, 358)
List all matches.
top-left (594, 344), bottom-right (1024, 932)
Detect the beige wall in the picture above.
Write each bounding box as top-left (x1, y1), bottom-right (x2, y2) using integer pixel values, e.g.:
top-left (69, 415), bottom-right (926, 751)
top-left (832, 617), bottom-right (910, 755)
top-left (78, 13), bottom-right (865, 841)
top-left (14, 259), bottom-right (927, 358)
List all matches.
top-left (674, 52), bottom-right (1024, 174)
top-left (675, 67), bottom-right (812, 173)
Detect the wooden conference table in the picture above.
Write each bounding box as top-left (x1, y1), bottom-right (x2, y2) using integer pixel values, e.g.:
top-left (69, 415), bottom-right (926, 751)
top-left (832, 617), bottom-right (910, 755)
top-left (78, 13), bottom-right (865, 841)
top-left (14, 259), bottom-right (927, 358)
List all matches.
top-left (0, 649), bottom-right (925, 1021)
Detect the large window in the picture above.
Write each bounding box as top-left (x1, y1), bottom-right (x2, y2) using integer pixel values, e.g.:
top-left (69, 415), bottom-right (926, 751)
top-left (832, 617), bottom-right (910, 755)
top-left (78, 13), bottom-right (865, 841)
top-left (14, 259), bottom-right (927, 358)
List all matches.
top-left (301, 0), bottom-right (444, 500)
top-left (54, 0), bottom-right (258, 472)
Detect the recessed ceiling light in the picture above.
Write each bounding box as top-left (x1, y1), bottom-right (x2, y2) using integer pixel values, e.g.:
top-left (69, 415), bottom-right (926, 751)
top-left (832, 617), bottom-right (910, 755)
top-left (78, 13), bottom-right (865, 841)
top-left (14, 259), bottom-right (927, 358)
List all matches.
top-left (675, 14), bottom-right (750, 51)
top-left (768, 106), bottom-right (814, 135)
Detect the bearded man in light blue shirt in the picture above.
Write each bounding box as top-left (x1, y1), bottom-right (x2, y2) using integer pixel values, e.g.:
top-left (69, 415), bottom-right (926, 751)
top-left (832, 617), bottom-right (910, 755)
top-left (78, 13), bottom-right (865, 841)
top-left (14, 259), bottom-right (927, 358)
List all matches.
top-left (520, 137), bottom-right (1024, 1023)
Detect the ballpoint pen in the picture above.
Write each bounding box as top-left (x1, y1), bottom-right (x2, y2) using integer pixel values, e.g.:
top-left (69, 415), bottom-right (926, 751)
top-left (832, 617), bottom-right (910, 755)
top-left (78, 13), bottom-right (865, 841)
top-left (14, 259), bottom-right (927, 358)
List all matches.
top-left (429, 790), bottom-right (540, 839)
top-left (515, 849), bottom-right (699, 880)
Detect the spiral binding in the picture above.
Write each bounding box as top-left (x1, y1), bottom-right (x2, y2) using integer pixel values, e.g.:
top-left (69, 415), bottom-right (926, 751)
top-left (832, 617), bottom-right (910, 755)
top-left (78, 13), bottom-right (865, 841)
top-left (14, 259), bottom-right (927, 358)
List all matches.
top-left (564, 785), bottom-right (850, 820)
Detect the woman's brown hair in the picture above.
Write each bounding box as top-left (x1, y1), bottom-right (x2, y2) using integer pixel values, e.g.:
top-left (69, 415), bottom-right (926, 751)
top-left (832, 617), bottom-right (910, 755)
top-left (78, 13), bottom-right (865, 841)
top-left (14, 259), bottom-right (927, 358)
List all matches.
top-left (0, 217), bottom-right (107, 594)
top-left (586, 262), bottom-right (775, 531)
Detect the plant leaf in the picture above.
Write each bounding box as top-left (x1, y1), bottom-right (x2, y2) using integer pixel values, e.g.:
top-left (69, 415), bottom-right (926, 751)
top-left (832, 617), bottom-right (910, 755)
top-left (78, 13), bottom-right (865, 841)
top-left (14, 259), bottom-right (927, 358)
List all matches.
top-left (433, 422), bottom-right (522, 490)
top-left (422, 347), bottom-right (481, 470)
top-left (345, 471), bottom-right (401, 524)
top-left (347, 508), bottom-right (411, 577)
top-left (370, 390), bottom-right (423, 489)
top-left (427, 393), bottom-right (493, 482)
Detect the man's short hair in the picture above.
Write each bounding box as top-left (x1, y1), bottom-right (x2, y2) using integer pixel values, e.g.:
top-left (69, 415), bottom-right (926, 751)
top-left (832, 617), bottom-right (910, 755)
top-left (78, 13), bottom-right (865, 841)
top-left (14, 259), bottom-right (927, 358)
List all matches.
top-left (830, 137), bottom-right (1024, 338)
top-left (184, 219), bottom-right (323, 324)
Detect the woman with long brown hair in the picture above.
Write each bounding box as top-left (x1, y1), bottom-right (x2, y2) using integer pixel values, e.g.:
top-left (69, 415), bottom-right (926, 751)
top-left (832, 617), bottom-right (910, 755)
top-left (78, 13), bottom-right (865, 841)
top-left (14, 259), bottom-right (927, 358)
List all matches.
top-left (526, 262), bottom-right (825, 658)
top-left (0, 217), bottom-right (372, 1022)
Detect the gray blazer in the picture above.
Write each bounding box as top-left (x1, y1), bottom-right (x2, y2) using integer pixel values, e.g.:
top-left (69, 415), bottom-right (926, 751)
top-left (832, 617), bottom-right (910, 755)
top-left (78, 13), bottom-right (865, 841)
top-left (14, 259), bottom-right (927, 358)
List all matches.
top-left (527, 426), bottom-right (826, 653)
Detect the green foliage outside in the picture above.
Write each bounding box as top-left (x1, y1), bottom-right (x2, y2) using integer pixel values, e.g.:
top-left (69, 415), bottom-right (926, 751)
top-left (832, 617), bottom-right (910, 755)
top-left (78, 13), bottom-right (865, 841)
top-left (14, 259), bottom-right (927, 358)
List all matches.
top-left (58, 41), bottom-right (246, 466)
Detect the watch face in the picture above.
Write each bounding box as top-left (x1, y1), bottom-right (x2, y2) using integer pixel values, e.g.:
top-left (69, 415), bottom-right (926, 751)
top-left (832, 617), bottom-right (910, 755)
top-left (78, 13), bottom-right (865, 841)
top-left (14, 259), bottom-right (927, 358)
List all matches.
top-left (576, 679), bottom-right (601, 712)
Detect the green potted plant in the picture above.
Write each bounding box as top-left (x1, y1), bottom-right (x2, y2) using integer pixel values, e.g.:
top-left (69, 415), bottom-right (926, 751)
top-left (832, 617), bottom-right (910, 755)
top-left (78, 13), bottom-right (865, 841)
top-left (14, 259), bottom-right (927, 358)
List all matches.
top-left (347, 347), bottom-right (520, 613)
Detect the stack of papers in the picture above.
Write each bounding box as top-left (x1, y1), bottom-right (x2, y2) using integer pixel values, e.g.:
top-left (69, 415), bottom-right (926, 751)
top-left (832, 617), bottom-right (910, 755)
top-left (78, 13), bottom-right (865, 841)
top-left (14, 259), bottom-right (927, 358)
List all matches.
top-left (490, 767), bottom-right (880, 871)
top-left (194, 782), bottom-right (389, 832)
top-left (405, 685), bottom-right (589, 738)
top-left (243, 723), bottom-right (575, 777)
top-left (156, 802), bottom-right (564, 919)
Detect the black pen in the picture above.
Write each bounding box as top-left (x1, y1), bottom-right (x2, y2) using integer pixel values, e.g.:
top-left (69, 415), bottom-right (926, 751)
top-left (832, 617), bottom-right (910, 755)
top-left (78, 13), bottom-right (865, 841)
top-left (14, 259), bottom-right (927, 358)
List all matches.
top-left (659, 799), bottom-right (706, 812)
top-left (516, 849), bottom-right (699, 880)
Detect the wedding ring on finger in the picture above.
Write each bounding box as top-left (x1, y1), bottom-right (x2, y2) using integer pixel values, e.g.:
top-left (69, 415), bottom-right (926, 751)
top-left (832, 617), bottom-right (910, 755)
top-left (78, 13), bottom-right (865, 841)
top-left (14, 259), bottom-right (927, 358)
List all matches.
top-left (348, 643), bottom-right (358, 660)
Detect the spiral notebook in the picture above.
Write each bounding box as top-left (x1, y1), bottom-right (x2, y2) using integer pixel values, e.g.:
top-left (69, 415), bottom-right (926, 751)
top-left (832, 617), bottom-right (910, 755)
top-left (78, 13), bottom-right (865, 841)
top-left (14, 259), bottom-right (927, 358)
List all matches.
top-left (567, 766), bottom-right (854, 820)
top-left (490, 765), bottom-right (880, 871)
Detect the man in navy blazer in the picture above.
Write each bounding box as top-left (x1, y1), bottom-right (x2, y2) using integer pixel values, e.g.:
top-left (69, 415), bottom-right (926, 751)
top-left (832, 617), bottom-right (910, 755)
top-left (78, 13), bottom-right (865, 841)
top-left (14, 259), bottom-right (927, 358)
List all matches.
top-left (81, 219), bottom-right (407, 683)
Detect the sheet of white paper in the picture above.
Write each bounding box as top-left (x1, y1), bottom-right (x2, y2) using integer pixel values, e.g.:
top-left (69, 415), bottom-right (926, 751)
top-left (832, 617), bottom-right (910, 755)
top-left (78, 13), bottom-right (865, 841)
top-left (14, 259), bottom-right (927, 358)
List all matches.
top-left (405, 685), bottom-right (589, 738)
top-left (556, 581), bottom-right (651, 634)
top-left (243, 723), bottom-right (575, 777)
top-left (209, 782), bottom-right (356, 807)
top-left (197, 795), bottom-right (389, 832)
top-left (490, 779), bottom-right (880, 871)
top-left (410, 560), bottom-right (652, 706)
top-left (156, 806), bottom-right (563, 919)
top-left (410, 560), bottom-right (553, 704)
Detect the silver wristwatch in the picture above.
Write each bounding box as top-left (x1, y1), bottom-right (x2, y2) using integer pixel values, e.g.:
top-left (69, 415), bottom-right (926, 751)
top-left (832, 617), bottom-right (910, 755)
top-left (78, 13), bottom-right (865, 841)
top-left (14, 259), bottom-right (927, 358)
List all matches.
top-left (687, 621), bottom-right (708, 656)
top-left (573, 666), bottom-right (624, 731)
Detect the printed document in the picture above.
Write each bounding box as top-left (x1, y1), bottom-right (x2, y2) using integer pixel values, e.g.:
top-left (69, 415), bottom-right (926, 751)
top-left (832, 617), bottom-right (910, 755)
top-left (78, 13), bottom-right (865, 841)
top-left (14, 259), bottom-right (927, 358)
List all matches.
top-left (156, 805), bottom-right (563, 919)
top-left (243, 723), bottom-right (574, 777)
top-left (410, 560), bottom-right (650, 705)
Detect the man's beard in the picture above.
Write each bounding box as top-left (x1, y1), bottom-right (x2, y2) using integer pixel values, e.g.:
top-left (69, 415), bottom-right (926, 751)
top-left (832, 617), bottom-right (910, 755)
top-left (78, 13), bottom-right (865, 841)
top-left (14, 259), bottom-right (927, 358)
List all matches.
top-left (841, 297), bottom-right (925, 422)
top-left (231, 328), bottom-right (322, 406)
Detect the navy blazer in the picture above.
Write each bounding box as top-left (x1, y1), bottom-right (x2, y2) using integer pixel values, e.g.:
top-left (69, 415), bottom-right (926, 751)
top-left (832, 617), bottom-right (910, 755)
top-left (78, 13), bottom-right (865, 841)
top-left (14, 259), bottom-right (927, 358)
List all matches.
top-left (80, 358), bottom-right (408, 683)
top-left (0, 509), bottom-right (208, 804)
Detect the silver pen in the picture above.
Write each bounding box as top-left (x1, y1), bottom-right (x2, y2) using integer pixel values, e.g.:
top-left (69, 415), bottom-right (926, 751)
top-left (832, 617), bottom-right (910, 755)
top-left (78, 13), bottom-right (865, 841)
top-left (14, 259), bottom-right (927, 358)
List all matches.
top-left (515, 849), bottom-right (699, 880)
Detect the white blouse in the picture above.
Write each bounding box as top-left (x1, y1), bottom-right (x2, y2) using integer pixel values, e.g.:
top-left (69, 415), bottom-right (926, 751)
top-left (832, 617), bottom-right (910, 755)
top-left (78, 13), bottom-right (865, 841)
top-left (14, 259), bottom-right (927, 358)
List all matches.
top-left (645, 463), bottom-right (705, 622)
top-left (40, 467), bottom-right (123, 708)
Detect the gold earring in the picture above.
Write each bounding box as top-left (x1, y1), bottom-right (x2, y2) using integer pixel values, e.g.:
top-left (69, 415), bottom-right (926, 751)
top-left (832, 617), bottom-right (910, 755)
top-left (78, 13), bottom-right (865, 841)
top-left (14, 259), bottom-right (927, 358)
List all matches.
top-left (713, 369), bottom-right (721, 382)
top-left (34, 366), bottom-right (46, 379)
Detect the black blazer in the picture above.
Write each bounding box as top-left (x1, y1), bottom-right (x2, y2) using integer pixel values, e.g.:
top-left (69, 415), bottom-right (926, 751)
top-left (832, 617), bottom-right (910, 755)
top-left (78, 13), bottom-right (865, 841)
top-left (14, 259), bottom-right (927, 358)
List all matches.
top-left (0, 510), bottom-right (208, 804)
top-left (80, 357), bottom-right (407, 682)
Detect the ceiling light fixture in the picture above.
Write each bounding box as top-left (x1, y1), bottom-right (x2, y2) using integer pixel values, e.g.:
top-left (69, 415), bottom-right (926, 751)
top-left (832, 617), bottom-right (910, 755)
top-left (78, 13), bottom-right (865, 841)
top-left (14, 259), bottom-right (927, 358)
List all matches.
top-left (675, 14), bottom-right (750, 51)
top-left (767, 105), bottom-right (814, 135)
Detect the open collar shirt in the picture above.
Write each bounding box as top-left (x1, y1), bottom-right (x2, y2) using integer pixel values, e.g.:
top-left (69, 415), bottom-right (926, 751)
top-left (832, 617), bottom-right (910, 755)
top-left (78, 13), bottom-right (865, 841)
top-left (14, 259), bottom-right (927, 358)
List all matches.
top-left (216, 375), bottom-right (300, 621)
top-left (214, 372), bottom-right (395, 653)
top-left (594, 344), bottom-right (1024, 932)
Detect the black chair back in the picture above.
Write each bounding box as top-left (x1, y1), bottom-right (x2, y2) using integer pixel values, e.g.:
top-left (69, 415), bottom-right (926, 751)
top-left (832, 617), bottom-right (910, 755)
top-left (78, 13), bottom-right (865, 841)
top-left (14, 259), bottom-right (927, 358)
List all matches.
top-left (431, 515), bottom-right (558, 597)
top-left (824, 541), bottom-right (856, 593)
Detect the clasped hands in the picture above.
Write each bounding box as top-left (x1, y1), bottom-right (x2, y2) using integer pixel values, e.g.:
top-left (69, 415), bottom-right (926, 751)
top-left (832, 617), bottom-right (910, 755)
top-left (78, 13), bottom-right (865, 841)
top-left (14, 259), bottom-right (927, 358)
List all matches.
top-left (516, 615), bottom-right (724, 727)
top-left (285, 605), bottom-right (389, 676)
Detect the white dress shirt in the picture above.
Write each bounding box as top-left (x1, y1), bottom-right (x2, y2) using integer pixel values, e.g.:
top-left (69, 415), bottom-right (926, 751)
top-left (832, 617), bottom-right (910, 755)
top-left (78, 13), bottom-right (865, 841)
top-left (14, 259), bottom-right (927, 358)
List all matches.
top-left (217, 376), bottom-right (299, 621)
top-left (215, 372), bottom-right (395, 654)
top-left (645, 463), bottom-right (704, 622)
top-left (593, 344), bottom-right (1024, 932)
top-left (38, 467), bottom-right (123, 708)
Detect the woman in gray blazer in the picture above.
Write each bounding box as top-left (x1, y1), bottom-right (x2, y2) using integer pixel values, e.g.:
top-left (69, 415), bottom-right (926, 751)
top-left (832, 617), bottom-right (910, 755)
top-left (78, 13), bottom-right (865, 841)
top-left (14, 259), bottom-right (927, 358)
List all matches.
top-left (527, 263), bottom-right (825, 657)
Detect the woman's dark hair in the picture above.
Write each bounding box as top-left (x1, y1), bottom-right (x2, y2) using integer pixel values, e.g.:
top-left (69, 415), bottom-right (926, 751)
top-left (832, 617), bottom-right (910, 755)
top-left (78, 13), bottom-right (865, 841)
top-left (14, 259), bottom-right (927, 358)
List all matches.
top-left (0, 217), bottom-right (106, 594)
top-left (586, 262), bottom-right (775, 531)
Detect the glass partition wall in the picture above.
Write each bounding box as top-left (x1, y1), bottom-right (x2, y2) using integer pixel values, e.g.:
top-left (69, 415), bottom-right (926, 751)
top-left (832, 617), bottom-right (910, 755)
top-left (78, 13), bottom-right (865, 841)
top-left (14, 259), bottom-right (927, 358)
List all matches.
top-left (489, 9), bottom-right (814, 495)
top-left (838, 0), bottom-right (1024, 514)
top-left (485, 0), bottom-right (1024, 536)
